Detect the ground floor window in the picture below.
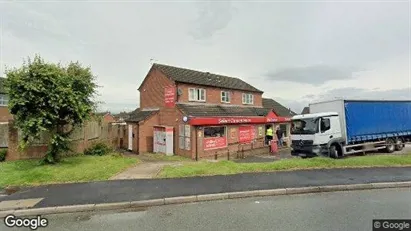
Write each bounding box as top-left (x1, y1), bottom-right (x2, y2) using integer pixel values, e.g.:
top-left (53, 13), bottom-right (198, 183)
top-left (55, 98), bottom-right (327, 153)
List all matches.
top-left (203, 126), bottom-right (227, 150)
top-left (204, 126), bottom-right (226, 138)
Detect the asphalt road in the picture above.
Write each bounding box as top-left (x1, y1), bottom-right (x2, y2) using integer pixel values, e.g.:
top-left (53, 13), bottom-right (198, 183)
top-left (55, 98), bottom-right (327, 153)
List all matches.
top-left (2, 188), bottom-right (410, 231)
top-left (2, 167), bottom-right (411, 208)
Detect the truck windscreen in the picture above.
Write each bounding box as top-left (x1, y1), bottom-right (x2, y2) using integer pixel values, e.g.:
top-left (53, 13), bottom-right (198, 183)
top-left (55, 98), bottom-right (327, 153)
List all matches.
top-left (291, 118), bottom-right (319, 135)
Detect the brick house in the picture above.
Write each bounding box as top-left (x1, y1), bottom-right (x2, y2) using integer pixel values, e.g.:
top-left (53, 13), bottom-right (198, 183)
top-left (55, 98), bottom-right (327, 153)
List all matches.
top-left (0, 77), bottom-right (12, 122)
top-left (96, 112), bottom-right (116, 123)
top-left (126, 63), bottom-right (294, 159)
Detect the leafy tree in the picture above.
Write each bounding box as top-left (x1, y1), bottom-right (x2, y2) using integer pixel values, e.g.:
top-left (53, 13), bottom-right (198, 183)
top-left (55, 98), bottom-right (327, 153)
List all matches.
top-left (5, 55), bottom-right (98, 164)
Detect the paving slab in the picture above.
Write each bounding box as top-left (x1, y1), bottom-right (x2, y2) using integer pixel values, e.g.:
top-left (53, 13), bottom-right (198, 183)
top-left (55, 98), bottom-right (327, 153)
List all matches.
top-left (0, 198), bottom-right (43, 211)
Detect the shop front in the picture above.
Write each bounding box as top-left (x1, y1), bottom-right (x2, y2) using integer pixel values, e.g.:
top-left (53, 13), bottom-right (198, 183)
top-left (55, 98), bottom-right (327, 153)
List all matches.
top-left (180, 112), bottom-right (291, 160)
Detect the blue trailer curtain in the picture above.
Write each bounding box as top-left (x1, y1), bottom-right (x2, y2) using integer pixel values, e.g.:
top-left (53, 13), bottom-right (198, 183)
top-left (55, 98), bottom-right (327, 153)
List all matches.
top-left (345, 101), bottom-right (411, 142)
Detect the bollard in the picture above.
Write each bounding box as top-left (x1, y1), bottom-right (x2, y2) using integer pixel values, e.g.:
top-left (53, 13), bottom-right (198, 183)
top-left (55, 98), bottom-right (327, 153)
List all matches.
top-left (215, 152), bottom-right (218, 160)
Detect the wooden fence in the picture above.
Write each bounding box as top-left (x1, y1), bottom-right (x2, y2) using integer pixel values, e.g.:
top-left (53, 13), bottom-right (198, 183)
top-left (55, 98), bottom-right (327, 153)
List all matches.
top-left (4, 120), bottom-right (129, 161)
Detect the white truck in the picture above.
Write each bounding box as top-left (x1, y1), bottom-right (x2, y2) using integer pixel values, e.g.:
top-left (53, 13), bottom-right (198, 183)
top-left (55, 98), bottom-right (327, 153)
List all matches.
top-left (290, 99), bottom-right (411, 158)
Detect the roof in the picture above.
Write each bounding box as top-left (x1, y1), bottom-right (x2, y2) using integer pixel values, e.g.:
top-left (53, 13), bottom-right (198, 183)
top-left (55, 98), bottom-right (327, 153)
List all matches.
top-left (292, 112), bottom-right (338, 120)
top-left (177, 104), bottom-right (269, 117)
top-left (301, 107), bottom-right (310, 114)
top-left (262, 98), bottom-right (296, 117)
top-left (125, 108), bottom-right (159, 122)
top-left (0, 77), bottom-right (6, 94)
top-left (95, 112), bottom-right (111, 117)
top-left (151, 63), bottom-right (263, 93)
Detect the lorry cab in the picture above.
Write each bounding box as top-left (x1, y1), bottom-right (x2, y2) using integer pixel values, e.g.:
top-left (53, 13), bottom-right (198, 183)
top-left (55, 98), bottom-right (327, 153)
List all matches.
top-left (290, 112), bottom-right (344, 158)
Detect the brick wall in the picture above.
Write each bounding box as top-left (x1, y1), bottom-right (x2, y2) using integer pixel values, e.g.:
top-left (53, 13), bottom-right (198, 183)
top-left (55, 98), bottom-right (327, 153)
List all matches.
top-left (176, 83), bottom-right (263, 107)
top-left (0, 107), bottom-right (13, 122)
top-left (137, 113), bottom-right (160, 153)
top-left (139, 68), bottom-right (175, 109)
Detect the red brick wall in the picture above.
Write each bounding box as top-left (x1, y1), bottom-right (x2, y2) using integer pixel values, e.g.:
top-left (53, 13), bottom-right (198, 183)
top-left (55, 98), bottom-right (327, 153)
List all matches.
top-left (139, 68), bottom-right (175, 109)
top-left (176, 83), bottom-right (263, 107)
top-left (0, 107), bottom-right (13, 122)
top-left (138, 113), bottom-right (160, 153)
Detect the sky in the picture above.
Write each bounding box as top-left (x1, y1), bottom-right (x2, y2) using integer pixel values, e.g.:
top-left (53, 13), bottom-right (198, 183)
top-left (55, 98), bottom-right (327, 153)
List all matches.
top-left (0, 0), bottom-right (410, 114)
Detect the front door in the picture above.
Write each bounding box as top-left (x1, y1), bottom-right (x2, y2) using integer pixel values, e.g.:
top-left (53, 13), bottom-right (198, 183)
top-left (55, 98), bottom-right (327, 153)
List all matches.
top-left (128, 124), bottom-right (133, 151)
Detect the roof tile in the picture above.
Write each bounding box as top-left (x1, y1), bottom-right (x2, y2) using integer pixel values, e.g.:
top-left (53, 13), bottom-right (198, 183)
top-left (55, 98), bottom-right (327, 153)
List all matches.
top-left (153, 63), bottom-right (263, 93)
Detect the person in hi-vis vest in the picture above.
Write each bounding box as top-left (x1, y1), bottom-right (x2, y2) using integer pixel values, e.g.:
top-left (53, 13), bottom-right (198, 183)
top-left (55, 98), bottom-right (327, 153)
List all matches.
top-left (266, 126), bottom-right (273, 145)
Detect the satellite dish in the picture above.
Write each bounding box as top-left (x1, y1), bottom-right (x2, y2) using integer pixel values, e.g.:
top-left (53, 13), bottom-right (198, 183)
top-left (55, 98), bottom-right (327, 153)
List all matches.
top-left (177, 88), bottom-right (183, 95)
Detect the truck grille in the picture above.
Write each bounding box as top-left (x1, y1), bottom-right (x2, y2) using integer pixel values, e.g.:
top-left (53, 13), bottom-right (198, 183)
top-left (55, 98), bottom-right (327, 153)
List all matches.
top-left (292, 140), bottom-right (314, 146)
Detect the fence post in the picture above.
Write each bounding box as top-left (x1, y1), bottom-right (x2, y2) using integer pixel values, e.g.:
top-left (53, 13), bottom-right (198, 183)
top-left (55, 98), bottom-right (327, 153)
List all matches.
top-left (227, 149), bottom-right (230, 160)
top-left (215, 152), bottom-right (217, 160)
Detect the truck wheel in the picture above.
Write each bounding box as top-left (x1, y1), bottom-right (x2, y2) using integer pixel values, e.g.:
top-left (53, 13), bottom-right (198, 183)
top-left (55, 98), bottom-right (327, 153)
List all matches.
top-left (395, 139), bottom-right (404, 151)
top-left (385, 138), bottom-right (395, 153)
top-left (329, 145), bottom-right (339, 159)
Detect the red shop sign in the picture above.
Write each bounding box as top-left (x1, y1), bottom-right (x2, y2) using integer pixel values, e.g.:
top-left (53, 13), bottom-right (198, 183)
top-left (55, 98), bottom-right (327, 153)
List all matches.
top-left (239, 126), bottom-right (255, 143)
top-left (164, 85), bottom-right (176, 108)
top-left (203, 137), bottom-right (227, 150)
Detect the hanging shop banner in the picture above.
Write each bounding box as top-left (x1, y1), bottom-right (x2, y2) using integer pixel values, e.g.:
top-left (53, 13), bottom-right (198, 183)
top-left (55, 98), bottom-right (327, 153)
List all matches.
top-left (239, 126), bottom-right (255, 143)
top-left (164, 85), bottom-right (176, 108)
top-left (203, 137), bottom-right (227, 150)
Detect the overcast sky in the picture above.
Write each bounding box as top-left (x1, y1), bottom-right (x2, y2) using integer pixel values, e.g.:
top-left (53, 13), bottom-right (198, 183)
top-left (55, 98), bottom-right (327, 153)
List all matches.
top-left (1, 0), bottom-right (410, 114)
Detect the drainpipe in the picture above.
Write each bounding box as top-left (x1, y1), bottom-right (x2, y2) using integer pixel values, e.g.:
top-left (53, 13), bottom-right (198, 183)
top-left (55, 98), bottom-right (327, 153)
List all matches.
top-left (195, 126), bottom-right (198, 161)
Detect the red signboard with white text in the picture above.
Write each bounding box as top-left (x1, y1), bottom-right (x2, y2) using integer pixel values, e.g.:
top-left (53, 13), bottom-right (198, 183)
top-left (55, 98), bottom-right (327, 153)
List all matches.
top-left (239, 126), bottom-right (255, 143)
top-left (203, 137), bottom-right (227, 150)
top-left (188, 115), bottom-right (290, 126)
top-left (164, 86), bottom-right (175, 108)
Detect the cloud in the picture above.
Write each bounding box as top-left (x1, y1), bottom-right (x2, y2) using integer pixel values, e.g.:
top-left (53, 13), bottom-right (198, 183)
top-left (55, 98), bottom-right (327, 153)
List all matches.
top-left (265, 65), bottom-right (359, 85)
top-left (189, 1), bottom-right (235, 40)
top-left (285, 87), bottom-right (411, 114)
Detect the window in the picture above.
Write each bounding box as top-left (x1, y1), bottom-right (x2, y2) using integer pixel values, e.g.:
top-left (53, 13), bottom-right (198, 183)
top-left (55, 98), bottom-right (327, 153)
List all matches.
top-left (0, 94), bottom-right (8, 106)
top-left (189, 88), bottom-right (206, 102)
top-left (204, 126), bottom-right (226, 138)
top-left (320, 118), bottom-right (331, 133)
top-left (242, 93), bottom-right (253, 104)
top-left (221, 91), bottom-right (230, 103)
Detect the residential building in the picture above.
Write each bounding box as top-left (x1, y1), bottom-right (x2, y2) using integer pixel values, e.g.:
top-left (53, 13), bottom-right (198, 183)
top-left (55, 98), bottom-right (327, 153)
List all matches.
top-left (0, 77), bottom-right (12, 122)
top-left (126, 63), bottom-right (293, 159)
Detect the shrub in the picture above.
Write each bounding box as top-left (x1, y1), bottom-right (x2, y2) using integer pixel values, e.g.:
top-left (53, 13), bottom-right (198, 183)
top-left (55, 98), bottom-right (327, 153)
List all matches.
top-left (84, 143), bottom-right (112, 156)
top-left (0, 149), bottom-right (7, 162)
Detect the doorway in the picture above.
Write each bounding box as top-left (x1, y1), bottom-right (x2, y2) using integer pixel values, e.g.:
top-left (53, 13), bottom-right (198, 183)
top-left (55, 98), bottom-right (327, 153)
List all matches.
top-left (128, 124), bottom-right (133, 151)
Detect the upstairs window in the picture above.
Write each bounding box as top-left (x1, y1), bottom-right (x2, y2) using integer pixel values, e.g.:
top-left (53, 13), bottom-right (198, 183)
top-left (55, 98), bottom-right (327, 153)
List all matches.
top-left (189, 88), bottom-right (206, 102)
top-left (242, 93), bottom-right (253, 105)
top-left (0, 94), bottom-right (8, 106)
top-left (221, 91), bottom-right (230, 103)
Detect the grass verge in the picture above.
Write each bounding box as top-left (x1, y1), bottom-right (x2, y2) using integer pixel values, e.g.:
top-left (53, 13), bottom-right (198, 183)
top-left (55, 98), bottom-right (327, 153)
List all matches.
top-left (158, 154), bottom-right (411, 178)
top-left (0, 154), bottom-right (139, 187)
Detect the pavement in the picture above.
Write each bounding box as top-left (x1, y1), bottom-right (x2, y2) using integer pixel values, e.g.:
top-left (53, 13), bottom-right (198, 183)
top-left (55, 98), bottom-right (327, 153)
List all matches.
top-left (1, 167), bottom-right (411, 210)
top-left (3, 188), bottom-right (410, 231)
top-left (110, 152), bottom-right (193, 180)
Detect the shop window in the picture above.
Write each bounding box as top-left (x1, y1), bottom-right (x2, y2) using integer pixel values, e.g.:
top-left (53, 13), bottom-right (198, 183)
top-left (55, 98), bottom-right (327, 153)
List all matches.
top-left (189, 88), bottom-right (206, 102)
top-left (242, 93), bottom-right (253, 105)
top-left (204, 126), bottom-right (226, 138)
top-left (221, 91), bottom-right (230, 103)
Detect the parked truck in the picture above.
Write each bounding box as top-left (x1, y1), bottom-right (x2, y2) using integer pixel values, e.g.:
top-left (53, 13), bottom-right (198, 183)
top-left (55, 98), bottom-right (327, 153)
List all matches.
top-left (290, 99), bottom-right (411, 158)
